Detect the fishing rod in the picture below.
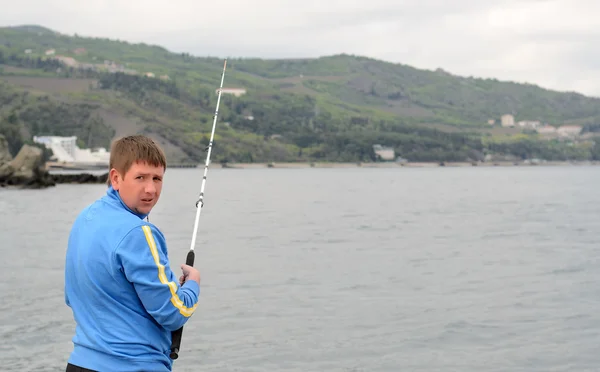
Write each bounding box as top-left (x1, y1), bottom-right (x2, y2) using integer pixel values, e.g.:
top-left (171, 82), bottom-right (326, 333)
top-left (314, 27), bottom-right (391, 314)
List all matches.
top-left (170, 58), bottom-right (228, 360)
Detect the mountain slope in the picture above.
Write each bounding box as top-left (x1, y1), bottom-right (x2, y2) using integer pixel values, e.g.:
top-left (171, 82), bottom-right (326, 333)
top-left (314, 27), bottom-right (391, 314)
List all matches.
top-left (1, 25), bottom-right (600, 163)
top-left (231, 55), bottom-right (600, 126)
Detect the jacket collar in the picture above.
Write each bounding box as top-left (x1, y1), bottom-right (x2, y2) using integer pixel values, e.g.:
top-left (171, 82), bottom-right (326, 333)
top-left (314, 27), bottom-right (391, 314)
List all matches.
top-left (105, 185), bottom-right (149, 220)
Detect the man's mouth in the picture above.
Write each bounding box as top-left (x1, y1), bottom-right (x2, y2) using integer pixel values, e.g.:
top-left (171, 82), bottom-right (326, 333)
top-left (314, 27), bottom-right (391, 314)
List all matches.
top-left (141, 198), bottom-right (153, 203)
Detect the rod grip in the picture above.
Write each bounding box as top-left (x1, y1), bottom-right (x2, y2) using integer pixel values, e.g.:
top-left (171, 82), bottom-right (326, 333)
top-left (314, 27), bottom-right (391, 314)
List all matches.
top-left (170, 328), bottom-right (183, 360)
top-left (170, 250), bottom-right (196, 359)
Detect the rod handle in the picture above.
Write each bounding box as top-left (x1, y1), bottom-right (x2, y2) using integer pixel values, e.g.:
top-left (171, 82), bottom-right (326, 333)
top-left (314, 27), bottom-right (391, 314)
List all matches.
top-left (169, 250), bottom-right (196, 359)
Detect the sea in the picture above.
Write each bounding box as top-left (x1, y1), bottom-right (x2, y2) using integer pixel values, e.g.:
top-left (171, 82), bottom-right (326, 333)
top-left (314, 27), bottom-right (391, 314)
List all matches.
top-left (0, 166), bottom-right (599, 371)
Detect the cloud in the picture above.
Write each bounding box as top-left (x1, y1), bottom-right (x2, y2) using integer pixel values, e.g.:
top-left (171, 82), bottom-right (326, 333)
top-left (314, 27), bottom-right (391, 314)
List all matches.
top-left (1, 0), bottom-right (600, 95)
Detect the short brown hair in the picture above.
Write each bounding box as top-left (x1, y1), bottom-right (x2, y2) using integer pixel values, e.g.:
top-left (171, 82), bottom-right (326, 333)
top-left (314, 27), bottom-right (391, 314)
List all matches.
top-left (107, 135), bottom-right (167, 185)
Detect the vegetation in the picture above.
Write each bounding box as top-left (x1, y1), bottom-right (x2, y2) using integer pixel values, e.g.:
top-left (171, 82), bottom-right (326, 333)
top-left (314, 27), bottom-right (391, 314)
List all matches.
top-left (1, 25), bottom-right (600, 163)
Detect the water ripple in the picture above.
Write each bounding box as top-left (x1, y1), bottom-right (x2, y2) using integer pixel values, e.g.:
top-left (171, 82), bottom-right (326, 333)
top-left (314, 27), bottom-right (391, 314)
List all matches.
top-left (2, 167), bottom-right (600, 371)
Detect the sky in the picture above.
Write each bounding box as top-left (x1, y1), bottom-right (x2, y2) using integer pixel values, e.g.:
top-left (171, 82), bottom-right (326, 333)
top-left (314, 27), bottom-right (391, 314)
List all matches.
top-left (2, 0), bottom-right (600, 96)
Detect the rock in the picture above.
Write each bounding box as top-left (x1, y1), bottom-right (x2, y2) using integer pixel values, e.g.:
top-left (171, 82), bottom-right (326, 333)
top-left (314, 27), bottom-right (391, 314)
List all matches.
top-left (9, 144), bottom-right (44, 181)
top-left (0, 162), bottom-right (14, 180)
top-left (0, 134), bottom-right (108, 188)
top-left (0, 135), bottom-right (12, 164)
top-left (51, 173), bottom-right (108, 184)
top-left (0, 138), bottom-right (56, 189)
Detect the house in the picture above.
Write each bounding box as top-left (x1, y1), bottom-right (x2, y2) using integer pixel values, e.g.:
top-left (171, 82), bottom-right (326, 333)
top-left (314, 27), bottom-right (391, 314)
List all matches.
top-left (557, 125), bottom-right (582, 137)
top-left (501, 114), bottom-right (515, 127)
top-left (218, 88), bottom-right (246, 97)
top-left (373, 144), bottom-right (395, 161)
top-left (55, 56), bottom-right (78, 67)
top-left (517, 120), bottom-right (541, 129)
top-left (537, 125), bottom-right (557, 134)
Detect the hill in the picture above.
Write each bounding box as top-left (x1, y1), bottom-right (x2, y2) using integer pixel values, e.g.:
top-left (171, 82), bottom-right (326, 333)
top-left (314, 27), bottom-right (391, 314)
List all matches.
top-left (1, 25), bottom-right (600, 163)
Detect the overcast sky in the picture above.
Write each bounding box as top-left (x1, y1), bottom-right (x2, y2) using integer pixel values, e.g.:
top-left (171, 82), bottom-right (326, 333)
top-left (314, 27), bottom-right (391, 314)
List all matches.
top-left (2, 0), bottom-right (600, 96)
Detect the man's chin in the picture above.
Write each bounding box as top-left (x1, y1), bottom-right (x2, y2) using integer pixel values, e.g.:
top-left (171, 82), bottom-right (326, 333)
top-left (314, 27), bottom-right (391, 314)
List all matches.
top-left (134, 205), bottom-right (153, 215)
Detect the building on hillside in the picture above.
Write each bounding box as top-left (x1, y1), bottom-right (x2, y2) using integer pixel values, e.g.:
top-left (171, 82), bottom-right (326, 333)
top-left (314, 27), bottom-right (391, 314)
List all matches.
top-left (517, 120), bottom-right (541, 129)
top-left (34, 136), bottom-right (77, 160)
top-left (33, 135), bottom-right (110, 167)
top-left (557, 125), bottom-right (582, 137)
top-left (55, 56), bottom-right (78, 67)
top-left (218, 88), bottom-right (246, 97)
top-left (501, 114), bottom-right (515, 127)
top-left (373, 144), bottom-right (395, 161)
top-left (537, 125), bottom-right (557, 134)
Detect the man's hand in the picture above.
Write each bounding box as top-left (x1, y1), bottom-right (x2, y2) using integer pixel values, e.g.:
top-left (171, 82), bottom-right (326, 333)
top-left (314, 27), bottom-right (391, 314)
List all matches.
top-left (179, 264), bottom-right (200, 286)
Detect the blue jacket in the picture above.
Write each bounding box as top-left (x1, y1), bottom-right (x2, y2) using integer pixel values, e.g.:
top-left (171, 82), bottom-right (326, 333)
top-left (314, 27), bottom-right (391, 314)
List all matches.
top-left (64, 186), bottom-right (199, 371)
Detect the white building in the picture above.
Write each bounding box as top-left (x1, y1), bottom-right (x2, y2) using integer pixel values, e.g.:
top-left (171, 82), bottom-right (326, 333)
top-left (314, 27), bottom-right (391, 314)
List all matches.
top-left (537, 125), bottom-right (557, 134)
top-left (557, 125), bottom-right (582, 137)
top-left (373, 144), bottom-right (395, 161)
top-left (218, 88), bottom-right (246, 97)
top-left (501, 114), bottom-right (515, 127)
top-left (517, 120), bottom-right (541, 129)
top-left (33, 135), bottom-right (110, 166)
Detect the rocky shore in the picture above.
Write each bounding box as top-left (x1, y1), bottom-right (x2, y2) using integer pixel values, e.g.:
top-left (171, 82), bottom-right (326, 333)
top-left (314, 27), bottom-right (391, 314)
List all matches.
top-left (2, 133), bottom-right (597, 190)
top-left (0, 134), bottom-right (108, 189)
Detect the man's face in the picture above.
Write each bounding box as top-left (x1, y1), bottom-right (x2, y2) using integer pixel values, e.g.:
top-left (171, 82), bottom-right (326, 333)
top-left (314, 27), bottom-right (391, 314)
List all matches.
top-left (111, 161), bottom-right (164, 215)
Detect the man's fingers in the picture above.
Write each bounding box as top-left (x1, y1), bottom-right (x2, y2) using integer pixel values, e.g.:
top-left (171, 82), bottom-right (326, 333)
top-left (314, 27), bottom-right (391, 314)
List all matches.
top-left (181, 264), bottom-right (192, 274)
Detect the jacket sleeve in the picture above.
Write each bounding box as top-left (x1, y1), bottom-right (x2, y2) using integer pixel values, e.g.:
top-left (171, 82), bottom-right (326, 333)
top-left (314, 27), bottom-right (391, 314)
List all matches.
top-left (114, 224), bottom-right (200, 331)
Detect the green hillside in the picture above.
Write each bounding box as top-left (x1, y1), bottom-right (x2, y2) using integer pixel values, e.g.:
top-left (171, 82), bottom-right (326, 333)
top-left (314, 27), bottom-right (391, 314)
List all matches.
top-left (1, 25), bottom-right (600, 163)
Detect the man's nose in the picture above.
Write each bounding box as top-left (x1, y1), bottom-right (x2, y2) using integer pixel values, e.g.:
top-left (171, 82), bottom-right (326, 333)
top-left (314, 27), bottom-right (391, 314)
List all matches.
top-left (145, 181), bottom-right (156, 194)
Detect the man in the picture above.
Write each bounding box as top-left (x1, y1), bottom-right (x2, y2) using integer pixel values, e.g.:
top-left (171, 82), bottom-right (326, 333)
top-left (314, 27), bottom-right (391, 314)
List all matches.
top-left (64, 135), bottom-right (201, 372)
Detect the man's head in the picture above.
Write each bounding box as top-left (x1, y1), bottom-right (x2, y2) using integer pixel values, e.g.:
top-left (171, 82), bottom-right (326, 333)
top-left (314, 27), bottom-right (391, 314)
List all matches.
top-left (108, 135), bottom-right (167, 215)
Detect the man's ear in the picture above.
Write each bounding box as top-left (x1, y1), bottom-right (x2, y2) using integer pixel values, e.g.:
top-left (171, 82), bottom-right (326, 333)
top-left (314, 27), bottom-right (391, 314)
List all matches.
top-left (109, 168), bottom-right (121, 190)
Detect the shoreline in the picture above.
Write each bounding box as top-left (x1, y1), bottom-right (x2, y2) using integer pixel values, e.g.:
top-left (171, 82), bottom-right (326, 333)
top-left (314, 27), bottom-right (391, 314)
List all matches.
top-left (1, 160), bottom-right (592, 188)
top-left (217, 160), bottom-right (600, 169)
top-left (44, 160), bottom-right (600, 174)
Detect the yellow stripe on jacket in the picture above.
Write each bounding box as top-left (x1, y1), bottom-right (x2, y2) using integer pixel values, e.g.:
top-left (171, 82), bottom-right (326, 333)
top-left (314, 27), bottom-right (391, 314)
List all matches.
top-left (141, 225), bottom-right (197, 317)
